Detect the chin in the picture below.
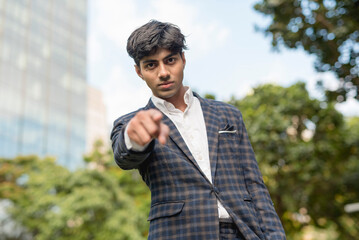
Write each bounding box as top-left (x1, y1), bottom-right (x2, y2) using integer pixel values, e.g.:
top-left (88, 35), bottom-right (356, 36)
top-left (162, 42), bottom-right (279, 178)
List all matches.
top-left (159, 91), bottom-right (176, 99)
top-left (160, 95), bottom-right (174, 100)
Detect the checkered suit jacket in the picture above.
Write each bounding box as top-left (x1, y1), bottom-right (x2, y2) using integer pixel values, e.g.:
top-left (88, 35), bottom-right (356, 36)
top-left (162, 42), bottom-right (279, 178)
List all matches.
top-left (111, 93), bottom-right (286, 240)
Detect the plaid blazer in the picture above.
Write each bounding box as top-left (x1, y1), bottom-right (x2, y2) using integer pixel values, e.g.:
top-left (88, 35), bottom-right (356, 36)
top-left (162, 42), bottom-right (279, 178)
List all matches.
top-left (111, 94), bottom-right (286, 240)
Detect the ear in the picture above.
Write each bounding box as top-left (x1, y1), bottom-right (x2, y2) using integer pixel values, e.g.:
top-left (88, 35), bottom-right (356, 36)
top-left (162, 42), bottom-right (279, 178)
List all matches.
top-left (135, 65), bottom-right (144, 79)
top-left (181, 52), bottom-right (186, 69)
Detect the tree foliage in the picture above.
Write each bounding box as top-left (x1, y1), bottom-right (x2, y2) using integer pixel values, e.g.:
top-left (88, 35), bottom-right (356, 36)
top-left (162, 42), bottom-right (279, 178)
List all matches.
top-left (229, 82), bottom-right (359, 239)
top-left (84, 140), bottom-right (151, 224)
top-left (0, 140), bottom-right (151, 240)
top-left (254, 0), bottom-right (359, 101)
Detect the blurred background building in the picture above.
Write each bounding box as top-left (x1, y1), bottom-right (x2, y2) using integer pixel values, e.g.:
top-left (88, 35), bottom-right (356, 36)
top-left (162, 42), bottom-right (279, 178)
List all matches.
top-left (86, 85), bottom-right (109, 153)
top-left (0, 0), bottom-right (106, 169)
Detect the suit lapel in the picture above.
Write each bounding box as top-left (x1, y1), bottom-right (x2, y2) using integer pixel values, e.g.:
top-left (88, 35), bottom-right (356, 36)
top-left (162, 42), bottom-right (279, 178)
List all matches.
top-left (145, 100), bottom-right (202, 173)
top-left (196, 94), bottom-right (220, 182)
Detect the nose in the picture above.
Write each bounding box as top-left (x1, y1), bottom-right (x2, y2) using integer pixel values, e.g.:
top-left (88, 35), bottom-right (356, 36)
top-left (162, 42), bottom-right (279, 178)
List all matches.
top-left (158, 63), bottom-right (170, 80)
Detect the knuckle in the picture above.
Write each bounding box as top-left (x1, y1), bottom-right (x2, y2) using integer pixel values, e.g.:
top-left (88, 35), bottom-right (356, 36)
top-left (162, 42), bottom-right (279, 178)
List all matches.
top-left (150, 123), bottom-right (160, 133)
top-left (142, 135), bottom-right (151, 144)
top-left (128, 123), bottom-right (136, 132)
top-left (130, 115), bottom-right (139, 124)
top-left (136, 111), bottom-right (144, 117)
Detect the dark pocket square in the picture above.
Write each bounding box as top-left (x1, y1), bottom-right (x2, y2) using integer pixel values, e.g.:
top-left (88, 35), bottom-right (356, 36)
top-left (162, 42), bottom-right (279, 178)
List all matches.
top-left (219, 124), bottom-right (236, 134)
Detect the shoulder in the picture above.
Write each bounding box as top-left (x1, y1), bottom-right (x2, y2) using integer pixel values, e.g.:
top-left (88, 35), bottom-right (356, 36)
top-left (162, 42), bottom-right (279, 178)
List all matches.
top-left (200, 96), bottom-right (243, 118)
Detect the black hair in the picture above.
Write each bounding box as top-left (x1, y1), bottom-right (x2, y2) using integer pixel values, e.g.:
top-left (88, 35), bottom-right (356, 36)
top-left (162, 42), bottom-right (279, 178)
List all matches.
top-left (127, 20), bottom-right (187, 66)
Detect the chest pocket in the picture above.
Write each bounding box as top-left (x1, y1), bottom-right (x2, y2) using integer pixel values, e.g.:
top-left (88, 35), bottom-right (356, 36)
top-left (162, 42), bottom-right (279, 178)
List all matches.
top-left (218, 130), bottom-right (240, 153)
top-left (217, 128), bottom-right (243, 177)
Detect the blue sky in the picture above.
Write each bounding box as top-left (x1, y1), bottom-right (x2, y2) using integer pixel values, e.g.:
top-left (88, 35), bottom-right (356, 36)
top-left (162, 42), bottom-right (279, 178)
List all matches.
top-left (87, 0), bottom-right (359, 124)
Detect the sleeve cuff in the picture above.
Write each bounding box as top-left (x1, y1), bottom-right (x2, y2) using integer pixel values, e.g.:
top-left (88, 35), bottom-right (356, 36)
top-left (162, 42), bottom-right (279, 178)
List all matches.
top-left (124, 122), bottom-right (150, 152)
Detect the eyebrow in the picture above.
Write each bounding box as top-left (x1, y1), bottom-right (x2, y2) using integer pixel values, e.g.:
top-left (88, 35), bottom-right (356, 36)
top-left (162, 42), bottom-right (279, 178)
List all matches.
top-left (141, 52), bottom-right (178, 64)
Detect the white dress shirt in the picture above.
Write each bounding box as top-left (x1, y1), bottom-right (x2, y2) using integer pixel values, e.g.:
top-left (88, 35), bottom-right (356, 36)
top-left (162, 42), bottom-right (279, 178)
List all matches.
top-left (125, 87), bottom-right (230, 219)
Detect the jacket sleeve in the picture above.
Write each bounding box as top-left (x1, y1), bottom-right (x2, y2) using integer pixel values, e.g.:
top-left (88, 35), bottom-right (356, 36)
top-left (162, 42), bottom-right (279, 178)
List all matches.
top-left (110, 117), bottom-right (155, 170)
top-left (237, 112), bottom-right (286, 239)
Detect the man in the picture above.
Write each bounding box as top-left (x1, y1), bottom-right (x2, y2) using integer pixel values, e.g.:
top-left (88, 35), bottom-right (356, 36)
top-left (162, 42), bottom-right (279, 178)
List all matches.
top-left (111, 20), bottom-right (286, 240)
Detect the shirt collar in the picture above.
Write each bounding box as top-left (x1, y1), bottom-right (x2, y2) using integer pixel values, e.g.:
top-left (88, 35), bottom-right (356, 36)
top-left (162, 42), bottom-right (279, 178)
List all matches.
top-left (151, 87), bottom-right (194, 114)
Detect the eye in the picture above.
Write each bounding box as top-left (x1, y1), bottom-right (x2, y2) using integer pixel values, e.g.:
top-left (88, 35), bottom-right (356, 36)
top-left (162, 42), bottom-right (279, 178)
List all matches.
top-left (167, 57), bottom-right (176, 64)
top-left (145, 63), bottom-right (156, 70)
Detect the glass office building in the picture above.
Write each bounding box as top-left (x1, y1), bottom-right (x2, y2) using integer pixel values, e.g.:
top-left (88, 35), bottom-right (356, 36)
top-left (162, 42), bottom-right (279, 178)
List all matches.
top-left (0, 0), bottom-right (87, 169)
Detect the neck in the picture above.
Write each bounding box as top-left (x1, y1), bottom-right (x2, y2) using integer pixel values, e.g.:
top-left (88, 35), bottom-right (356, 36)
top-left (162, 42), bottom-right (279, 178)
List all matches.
top-left (165, 86), bottom-right (188, 112)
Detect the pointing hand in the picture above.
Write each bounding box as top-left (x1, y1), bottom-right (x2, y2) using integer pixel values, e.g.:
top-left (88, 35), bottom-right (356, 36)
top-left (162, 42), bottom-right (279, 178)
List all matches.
top-left (127, 109), bottom-right (170, 146)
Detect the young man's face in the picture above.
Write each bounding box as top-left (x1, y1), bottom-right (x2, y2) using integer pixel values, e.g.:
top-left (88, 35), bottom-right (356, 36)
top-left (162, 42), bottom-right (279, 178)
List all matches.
top-left (135, 48), bottom-right (186, 105)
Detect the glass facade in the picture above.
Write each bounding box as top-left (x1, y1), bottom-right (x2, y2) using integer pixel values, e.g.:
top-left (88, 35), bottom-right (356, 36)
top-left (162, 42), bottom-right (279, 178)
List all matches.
top-left (0, 0), bottom-right (87, 169)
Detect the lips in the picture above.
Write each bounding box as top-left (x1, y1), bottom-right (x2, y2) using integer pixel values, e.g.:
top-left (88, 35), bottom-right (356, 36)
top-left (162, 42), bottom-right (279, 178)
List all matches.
top-left (159, 81), bottom-right (174, 89)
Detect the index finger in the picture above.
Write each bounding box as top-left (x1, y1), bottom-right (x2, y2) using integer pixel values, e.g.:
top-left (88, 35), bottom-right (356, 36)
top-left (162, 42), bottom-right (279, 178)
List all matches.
top-left (148, 109), bottom-right (163, 124)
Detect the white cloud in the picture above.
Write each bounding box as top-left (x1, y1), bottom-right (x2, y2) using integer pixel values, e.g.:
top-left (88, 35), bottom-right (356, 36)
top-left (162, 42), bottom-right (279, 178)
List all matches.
top-left (151, 0), bottom-right (197, 24)
top-left (95, 0), bottom-right (145, 48)
top-left (150, 0), bottom-right (229, 53)
top-left (260, 59), bottom-right (287, 84)
top-left (189, 23), bottom-right (230, 54)
top-left (232, 83), bottom-right (253, 100)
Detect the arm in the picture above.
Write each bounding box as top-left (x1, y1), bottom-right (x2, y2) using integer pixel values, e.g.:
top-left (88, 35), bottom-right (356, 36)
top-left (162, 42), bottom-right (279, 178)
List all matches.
top-left (111, 118), bottom-right (155, 170)
top-left (111, 109), bottom-right (169, 170)
top-left (237, 112), bottom-right (286, 239)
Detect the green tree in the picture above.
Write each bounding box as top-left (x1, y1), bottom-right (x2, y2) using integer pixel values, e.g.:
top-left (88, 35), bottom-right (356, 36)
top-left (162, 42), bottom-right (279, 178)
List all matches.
top-left (0, 154), bottom-right (148, 240)
top-left (254, 0), bottom-right (359, 101)
top-left (204, 93), bottom-right (216, 100)
top-left (84, 139), bottom-right (151, 232)
top-left (228, 82), bottom-right (359, 239)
